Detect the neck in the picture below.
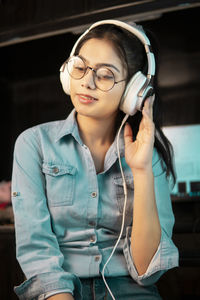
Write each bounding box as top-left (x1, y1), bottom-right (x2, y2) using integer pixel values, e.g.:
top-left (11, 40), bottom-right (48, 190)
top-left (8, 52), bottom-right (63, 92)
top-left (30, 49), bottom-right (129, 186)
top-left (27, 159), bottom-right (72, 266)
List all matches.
top-left (76, 113), bottom-right (117, 148)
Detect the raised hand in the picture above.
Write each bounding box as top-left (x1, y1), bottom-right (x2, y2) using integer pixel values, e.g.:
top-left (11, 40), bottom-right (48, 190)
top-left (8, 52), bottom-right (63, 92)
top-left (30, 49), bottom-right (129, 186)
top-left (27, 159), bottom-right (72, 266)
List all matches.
top-left (124, 95), bottom-right (155, 173)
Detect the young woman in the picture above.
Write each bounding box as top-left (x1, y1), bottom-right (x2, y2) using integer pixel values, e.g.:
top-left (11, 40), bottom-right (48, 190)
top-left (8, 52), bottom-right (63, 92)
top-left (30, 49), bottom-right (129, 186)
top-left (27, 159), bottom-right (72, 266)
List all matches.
top-left (12, 20), bottom-right (179, 300)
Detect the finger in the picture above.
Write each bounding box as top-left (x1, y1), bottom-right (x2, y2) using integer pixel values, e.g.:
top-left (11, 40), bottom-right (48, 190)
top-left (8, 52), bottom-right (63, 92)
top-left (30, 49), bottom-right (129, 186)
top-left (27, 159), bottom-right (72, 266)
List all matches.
top-left (124, 122), bottom-right (133, 146)
top-left (142, 102), bottom-right (150, 123)
top-left (149, 94), bottom-right (155, 120)
top-left (143, 95), bottom-right (154, 120)
top-left (142, 106), bottom-right (155, 133)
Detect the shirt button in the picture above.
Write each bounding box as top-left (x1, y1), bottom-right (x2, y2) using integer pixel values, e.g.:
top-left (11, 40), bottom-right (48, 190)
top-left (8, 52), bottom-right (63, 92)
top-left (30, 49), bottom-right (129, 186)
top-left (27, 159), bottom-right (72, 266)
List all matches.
top-left (12, 191), bottom-right (19, 197)
top-left (95, 256), bottom-right (100, 262)
top-left (90, 236), bottom-right (96, 243)
top-left (53, 167), bottom-right (59, 174)
top-left (91, 192), bottom-right (97, 198)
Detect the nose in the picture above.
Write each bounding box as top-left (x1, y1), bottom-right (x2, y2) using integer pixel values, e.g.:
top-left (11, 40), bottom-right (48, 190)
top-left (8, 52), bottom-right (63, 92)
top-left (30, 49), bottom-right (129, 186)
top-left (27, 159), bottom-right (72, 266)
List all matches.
top-left (81, 67), bottom-right (96, 90)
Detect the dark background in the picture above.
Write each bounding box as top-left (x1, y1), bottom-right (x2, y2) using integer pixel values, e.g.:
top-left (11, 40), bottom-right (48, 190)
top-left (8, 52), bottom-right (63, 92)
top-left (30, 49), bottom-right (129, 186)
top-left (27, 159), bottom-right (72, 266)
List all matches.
top-left (0, 1), bottom-right (200, 299)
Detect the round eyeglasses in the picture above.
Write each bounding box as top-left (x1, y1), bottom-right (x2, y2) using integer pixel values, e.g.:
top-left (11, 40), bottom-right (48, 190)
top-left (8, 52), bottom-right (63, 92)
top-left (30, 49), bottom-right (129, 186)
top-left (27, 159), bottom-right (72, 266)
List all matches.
top-left (65, 56), bottom-right (126, 92)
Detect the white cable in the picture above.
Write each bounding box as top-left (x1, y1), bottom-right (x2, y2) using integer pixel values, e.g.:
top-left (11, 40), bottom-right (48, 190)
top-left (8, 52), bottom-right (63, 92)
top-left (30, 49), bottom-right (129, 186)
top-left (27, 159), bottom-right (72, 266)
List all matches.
top-left (101, 113), bottom-right (129, 300)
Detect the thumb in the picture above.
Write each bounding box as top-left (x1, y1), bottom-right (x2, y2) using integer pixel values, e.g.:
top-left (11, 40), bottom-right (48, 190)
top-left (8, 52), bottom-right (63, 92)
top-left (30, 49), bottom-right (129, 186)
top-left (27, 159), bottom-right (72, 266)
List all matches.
top-left (124, 123), bottom-right (133, 147)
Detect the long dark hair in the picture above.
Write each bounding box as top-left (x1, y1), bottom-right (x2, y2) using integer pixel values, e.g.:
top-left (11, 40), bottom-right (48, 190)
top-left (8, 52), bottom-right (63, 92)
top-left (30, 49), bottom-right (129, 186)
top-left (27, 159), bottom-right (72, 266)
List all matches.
top-left (74, 23), bottom-right (176, 185)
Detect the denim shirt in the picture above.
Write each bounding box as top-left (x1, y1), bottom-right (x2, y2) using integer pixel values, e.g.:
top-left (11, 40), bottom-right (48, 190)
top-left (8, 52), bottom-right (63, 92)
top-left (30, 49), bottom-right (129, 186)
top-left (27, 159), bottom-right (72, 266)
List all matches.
top-left (11, 109), bottom-right (179, 300)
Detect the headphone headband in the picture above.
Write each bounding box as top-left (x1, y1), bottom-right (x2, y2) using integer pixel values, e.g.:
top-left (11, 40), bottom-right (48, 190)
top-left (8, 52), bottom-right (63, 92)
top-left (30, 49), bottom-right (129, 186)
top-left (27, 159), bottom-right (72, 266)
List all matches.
top-left (89, 20), bottom-right (150, 45)
top-left (69, 19), bottom-right (155, 77)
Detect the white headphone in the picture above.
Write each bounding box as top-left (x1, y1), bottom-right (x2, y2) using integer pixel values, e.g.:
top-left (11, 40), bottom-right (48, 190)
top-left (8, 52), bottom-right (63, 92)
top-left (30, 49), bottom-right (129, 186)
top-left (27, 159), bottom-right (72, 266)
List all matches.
top-left (60, 19), bottom-right (155, 116)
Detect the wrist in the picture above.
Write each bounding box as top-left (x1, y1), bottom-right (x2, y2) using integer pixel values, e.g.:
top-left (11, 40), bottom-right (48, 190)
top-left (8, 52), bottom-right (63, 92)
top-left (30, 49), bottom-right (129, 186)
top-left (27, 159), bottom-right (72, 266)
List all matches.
top-left (131, 166), bottom-right (153, 177)
top-left (47, 293), bottom-right (74, 300)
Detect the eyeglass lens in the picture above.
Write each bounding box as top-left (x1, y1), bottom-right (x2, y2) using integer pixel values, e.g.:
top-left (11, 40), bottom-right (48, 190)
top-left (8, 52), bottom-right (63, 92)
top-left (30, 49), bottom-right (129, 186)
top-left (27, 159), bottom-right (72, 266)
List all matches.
top-left (67, 56), bottom-right (115, 91)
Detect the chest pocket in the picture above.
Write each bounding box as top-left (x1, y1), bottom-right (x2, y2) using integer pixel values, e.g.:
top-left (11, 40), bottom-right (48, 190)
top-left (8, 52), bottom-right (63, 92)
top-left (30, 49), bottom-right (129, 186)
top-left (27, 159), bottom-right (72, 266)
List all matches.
top-left (42, 162), bottom-right (77, 206)
top-left (113, 175), bottom-right (134, 217)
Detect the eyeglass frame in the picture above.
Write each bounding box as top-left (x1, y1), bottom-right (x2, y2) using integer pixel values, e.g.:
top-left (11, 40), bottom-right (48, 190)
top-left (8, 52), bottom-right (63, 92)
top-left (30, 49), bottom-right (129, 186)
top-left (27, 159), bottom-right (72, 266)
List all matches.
top-left (64, 55), bottom-right (126, 92)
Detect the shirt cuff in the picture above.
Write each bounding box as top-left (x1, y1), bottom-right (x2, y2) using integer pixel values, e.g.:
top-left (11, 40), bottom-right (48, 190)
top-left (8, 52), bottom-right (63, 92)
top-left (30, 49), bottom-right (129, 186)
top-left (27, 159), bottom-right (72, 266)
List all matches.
top-left (123, 226), bottom-right (179, 286)
top-left (14, 272), bottom-right (82, 300)
top-left (39, 289), bottom-right (73, 299)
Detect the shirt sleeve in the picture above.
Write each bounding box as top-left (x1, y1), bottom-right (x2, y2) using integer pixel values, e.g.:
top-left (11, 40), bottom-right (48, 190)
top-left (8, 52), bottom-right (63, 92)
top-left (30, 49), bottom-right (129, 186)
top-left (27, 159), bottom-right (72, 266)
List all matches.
top-left (39, 289), bottom-right (73, 300)
top-left (123, 148), bottom-right (179, 286)
top-left (11, 128), bottom-right (82, 300)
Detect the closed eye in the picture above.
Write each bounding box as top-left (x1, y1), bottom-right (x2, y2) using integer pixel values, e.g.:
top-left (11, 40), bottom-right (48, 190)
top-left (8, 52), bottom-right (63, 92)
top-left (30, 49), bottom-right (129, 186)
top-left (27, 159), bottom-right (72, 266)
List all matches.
top-left (74, 66), bottom-right (85, 71)
top-left (97, 74), bottom-right (113, 80)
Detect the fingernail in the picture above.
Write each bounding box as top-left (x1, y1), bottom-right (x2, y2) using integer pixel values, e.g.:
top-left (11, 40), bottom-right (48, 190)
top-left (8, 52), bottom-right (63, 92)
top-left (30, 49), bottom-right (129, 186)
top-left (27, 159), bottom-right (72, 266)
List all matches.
top-left (151, 94), bottom-right (155, 104)
top-left (145, 97), bottom-right (150, 104)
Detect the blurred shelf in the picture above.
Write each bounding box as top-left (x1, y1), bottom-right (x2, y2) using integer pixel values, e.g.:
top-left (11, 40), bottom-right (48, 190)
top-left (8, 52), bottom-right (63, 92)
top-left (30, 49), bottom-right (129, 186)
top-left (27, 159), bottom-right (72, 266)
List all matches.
top-left (171, 195), bottom-right (200, 203)
top-left (0, 224), bottom-right (14, 234)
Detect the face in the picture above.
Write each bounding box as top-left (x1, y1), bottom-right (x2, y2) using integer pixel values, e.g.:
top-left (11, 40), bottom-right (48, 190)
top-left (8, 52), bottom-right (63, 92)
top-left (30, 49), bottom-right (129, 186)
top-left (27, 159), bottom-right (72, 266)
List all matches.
top-left (70, 38), bottom-right (126, 121)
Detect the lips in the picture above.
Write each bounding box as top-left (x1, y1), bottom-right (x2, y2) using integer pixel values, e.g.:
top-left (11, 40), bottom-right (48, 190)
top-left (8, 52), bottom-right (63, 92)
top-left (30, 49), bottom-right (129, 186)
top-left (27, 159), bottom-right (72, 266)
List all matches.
top-left (77, 94), bottom-right (98, 103)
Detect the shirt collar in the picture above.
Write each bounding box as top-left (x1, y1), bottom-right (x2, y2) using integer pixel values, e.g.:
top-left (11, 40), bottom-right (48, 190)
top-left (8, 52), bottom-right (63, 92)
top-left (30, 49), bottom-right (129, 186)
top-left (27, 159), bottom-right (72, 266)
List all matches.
top-left (55, 108), bottom-right (125, 157)
top-left (55, 109), bottom-right (83, 145)
top-left (116, 127), bottom-right (125, 157)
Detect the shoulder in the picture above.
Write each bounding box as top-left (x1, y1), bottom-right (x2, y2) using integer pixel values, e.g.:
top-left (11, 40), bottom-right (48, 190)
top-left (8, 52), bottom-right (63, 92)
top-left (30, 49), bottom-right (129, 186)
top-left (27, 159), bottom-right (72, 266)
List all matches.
top-left (14, 120), bottom-right (66, 154)
top-left (15, 120), bottom-right (65, 144)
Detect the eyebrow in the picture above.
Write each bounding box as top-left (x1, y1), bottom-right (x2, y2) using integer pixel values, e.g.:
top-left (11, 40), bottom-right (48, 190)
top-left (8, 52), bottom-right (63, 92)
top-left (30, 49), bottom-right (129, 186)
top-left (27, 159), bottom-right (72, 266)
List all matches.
top-left (79, 55), bottom-right (120, 73)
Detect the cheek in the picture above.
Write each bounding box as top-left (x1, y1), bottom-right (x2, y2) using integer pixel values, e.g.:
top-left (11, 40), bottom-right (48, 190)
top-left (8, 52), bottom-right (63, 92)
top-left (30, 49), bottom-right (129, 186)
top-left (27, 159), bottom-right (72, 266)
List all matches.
top-left (111, 84), bottom-right (126, 104)
top-left (70, 79), bottom-right (75, 96)
top-left (69, 79), bottom-right (80, 103)
top-left (69, 82), bottom-right (77, 108)
top-left (102, 89), bottom-right (124, 113)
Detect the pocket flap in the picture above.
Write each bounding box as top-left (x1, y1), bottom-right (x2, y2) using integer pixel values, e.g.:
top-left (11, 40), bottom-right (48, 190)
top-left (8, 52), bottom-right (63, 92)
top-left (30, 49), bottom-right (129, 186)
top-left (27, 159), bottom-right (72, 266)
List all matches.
top-left (42, 162), bottom-right (76, 176)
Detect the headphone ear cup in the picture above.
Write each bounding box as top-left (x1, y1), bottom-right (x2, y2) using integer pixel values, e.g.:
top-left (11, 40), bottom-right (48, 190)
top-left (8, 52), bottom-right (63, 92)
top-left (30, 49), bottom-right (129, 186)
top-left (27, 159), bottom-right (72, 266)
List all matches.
top-left (60, 63), bottom-right (71, 95)
top-left (120, 71), bottom-right (147, 115)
